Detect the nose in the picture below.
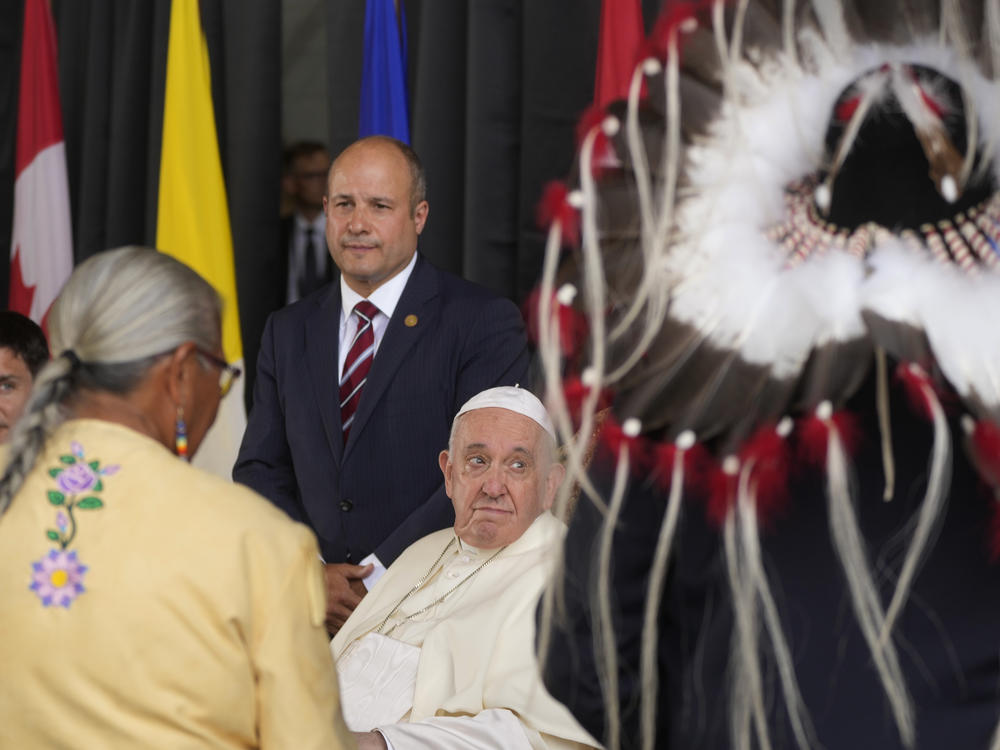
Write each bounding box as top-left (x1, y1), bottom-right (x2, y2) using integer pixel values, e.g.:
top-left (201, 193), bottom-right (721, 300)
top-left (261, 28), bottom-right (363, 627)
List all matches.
top-left (347, 207), bottom-right (369, 235)
top-left (481, 463), bottom-right (506, 498)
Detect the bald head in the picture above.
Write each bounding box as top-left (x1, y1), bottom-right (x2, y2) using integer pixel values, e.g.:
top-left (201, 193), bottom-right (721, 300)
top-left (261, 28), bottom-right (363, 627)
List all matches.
top-left (332, 136), bottom-right (426, 215)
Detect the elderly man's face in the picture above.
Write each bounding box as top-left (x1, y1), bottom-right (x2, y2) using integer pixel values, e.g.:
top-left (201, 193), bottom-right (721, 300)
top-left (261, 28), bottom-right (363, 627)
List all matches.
top-left (0, 347), bottom-right (34, 443)
top-left (440, 407), bottom-right (564, 549)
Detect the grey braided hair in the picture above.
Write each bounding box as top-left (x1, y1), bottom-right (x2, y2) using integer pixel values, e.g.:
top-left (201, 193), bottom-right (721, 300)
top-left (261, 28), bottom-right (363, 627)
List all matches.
top-left (0, 246), bottom-right (221, 516)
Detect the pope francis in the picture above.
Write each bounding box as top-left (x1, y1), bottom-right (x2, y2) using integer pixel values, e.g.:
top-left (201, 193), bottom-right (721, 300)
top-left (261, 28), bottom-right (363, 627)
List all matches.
top-left (331, 386), bottom-right (599, 750)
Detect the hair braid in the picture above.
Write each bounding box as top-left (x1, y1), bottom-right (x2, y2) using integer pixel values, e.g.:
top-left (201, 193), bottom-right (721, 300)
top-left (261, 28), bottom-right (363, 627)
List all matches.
top-left (0, 355), bottom-right (76, 516)
top-left (0, 245), bottom-right (221, 519)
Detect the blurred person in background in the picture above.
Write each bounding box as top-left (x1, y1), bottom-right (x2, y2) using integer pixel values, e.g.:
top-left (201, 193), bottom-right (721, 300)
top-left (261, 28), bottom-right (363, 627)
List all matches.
top-left (0, 310), bottom-right (48, 443)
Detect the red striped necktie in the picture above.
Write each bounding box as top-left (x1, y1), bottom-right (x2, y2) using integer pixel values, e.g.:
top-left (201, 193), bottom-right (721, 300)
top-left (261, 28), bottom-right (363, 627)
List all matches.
top-left (339, 300), bottom-right (379, 442)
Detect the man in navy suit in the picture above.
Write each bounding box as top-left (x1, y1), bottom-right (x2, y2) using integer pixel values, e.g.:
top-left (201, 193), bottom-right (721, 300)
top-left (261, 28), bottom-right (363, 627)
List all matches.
top-left (234, 136), bottom-right (529, 633)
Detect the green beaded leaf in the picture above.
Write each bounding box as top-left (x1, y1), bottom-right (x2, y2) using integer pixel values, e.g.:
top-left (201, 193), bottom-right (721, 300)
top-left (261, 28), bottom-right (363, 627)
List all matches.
top-left (47, 490), bottom-right (65, 506)
top-left (59, 455), bottom-right (76, 465)
top-left (48, 468), bottom-right (62, 478)
top-left (93, 480), bottom-right (103, 492)
top-left (88, 460), bottom-right (100, 470)
top-left (46, 530), bottom-right (60, 542)
top-left (77, 497), bottom-right (103, 510)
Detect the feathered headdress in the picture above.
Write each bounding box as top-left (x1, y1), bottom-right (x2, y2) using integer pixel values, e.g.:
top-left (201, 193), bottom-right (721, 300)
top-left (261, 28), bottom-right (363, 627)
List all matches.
top-left (535, 1), bottom-right (1000, 748)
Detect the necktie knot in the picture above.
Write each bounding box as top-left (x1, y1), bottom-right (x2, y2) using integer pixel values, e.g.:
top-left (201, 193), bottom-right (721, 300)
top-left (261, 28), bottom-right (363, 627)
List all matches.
top-left (353, 300), bottom-right (380, 323)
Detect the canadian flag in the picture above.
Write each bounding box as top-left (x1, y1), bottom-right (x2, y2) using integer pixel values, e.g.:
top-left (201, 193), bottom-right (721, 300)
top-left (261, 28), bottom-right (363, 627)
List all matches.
top-left (9, 0), bottom-right (73, 326)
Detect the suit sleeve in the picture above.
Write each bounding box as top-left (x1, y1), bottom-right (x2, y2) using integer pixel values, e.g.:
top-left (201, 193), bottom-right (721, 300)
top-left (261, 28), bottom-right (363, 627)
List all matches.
top-left (233, 314), bottom-right (304, 522)
top-left (372, 295), bottom-right (530, 565)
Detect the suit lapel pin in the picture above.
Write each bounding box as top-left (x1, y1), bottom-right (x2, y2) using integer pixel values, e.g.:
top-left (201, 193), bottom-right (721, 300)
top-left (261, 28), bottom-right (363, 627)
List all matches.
top-left (404, 314), bottom-right (418, 327)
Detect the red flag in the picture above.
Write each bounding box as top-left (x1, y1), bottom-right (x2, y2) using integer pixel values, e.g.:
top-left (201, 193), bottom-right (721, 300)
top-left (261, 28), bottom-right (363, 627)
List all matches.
top-left (593, 0), bottom-right (646, 107)
top-left (9, 0), bottom-right (73, 326)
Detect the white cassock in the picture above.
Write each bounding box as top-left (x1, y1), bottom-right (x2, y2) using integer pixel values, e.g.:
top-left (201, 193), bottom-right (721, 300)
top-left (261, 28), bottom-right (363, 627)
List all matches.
top-left (331, 512), bottom-right (599, 750)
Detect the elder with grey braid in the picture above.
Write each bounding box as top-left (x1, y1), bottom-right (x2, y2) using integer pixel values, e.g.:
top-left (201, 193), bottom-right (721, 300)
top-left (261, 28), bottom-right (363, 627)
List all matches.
top-left (0, 245), bottom-right (352, 748)
top-left (0, 246), bottom-right (221, 516)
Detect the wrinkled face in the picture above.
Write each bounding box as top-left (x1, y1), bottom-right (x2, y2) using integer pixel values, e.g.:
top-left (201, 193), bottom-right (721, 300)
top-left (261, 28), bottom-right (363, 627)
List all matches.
top-left (0, 347), bottom-right (34, 443)
top-left (441, 407), bottom-right (564, 549)
top-left (323, 141), bottom-right (428, 297)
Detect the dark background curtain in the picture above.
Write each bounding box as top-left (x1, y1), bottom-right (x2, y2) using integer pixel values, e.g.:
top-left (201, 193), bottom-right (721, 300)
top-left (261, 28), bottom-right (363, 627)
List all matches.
top-left (328, 0), bottom-right (661, 301)
top-left (0, 0), bottom-right (661, 380)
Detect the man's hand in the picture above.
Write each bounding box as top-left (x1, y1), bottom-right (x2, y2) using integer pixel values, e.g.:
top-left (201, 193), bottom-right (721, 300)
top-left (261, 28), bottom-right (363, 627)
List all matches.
top-left (324, 562), bottom-right (373, 634)
top-left (353, 731), bottom-right (388, 750)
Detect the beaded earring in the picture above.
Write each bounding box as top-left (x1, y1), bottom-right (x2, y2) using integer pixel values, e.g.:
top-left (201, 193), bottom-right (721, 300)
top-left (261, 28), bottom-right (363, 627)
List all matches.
top-left (175, 406), bottom-right (189, 460)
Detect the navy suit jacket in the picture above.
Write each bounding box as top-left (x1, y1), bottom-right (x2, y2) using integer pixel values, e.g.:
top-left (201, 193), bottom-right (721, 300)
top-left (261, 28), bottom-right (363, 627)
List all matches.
top-left (234, 254), bottom-right (530, 565)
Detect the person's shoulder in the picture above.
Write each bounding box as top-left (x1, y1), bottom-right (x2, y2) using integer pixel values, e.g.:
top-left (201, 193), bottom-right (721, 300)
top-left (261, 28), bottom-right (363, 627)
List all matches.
top-left (417, 259), bottom-right (522, 331)
top-left (418, 256), bottom-right (510, 304)
top-left (268, 283), bottom-right (339, 328)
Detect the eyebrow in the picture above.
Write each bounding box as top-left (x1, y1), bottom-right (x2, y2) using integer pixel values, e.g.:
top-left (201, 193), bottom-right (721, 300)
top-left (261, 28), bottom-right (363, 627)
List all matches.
top-left (329, 192), bottom-right (396, 205)
top-left (463, 443), bottom-right (534, 458)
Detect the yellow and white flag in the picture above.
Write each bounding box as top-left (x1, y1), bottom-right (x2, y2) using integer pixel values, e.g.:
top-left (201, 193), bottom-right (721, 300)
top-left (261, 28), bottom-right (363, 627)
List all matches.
top-left (156, 0), bottom-right (244, 478)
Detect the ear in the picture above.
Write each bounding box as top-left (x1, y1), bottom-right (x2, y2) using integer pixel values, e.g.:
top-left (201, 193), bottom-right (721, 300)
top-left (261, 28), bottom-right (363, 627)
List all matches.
top-left (163, 342), bottom-right (199, 408)
top-left (439, 449), bottom-right (453, 497)
top-left (413, 200), bottom-right (429, 235)
top-left (541, 461), bottom-right (566, 512)
top-left (322, 194), bottom-right (329, 213)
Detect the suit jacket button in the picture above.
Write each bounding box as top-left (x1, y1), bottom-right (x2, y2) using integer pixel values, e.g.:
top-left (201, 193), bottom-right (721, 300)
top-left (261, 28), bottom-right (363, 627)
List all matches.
top-left (339, 499), bottom-right (353, 512)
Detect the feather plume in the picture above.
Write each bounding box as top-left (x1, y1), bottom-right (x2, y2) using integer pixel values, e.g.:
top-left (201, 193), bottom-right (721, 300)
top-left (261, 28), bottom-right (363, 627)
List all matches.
top-left (538, 2), bottom-right (1000, 747)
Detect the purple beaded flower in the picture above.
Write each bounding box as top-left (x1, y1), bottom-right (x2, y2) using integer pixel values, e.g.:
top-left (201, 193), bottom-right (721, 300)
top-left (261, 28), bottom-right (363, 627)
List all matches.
top-left (30, 549), bottom-right (88, 608)
top-left (30, 441), bottom-right (118, 608)
top-left (56, 462), bottom-right (98, 494)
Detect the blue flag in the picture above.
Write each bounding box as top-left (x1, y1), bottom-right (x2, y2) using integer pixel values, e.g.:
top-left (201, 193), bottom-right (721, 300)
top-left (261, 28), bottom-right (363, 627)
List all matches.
top-left (359, 0), bottom-right (410, 143)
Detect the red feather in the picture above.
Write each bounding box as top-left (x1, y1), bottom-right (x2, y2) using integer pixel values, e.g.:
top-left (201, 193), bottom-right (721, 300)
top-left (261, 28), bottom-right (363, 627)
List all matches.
top-left (836, 95), bottom-right (861, 123)
top-left (706, 460), bottom-right (738, 527)
top-left (918, 87), bottom-right (946, 117)
top-left (521, 286), bottom-right (589, 360)
top-left (974, 423), bottom-right (1000, 561)
top-left (651, 439), bottom-right (709, 495)
top-left (905, 66), bottom-right (947, 117)
top-left (575, 104), bottom-right (616, 175)
top-left (536, 180), bottom-right (581, 247)
top-left (895, 362), bottom-right (937, 420)
top-left (643, 0), bottom-right (714, 61)
top-left (798, 410), bottom-right (860, 467)
top-left (598, 416), bottom-right (649, 471)
top-left (562, 376), bottom-right (612, 429)
top-left (740, 424), bottom-right (791, 526)
top-left (970, 419), bottom-right (1000, 489)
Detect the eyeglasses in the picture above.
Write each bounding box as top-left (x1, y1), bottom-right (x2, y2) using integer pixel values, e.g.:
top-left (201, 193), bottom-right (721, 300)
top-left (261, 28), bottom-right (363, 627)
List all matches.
top-left (196, 349), bottom-right (242, 397)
